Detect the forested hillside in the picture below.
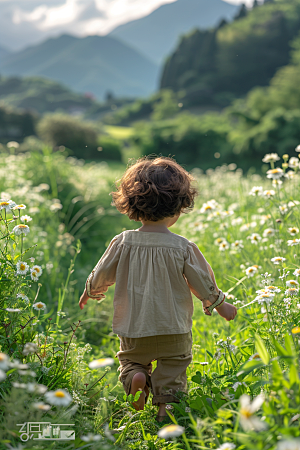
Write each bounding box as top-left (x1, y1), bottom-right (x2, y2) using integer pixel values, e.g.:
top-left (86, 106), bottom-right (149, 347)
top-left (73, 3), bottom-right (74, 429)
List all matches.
top-left (160, 0), bottom-right (300, 106)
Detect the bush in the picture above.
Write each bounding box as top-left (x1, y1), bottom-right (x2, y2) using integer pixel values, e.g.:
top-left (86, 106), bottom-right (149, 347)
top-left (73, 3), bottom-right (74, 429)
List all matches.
top-left (96, 135), bottom-right (122, 161)
top-left (37, 113), bottom-right (100, 159)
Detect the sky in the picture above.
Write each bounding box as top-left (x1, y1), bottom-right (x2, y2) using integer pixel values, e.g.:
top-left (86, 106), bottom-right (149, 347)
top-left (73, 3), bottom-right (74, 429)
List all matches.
top-left (0, 0), bottom-right (254, 51)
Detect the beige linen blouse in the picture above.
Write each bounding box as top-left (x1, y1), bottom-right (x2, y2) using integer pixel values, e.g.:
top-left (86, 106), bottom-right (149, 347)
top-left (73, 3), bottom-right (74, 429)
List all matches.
top-left (85, 230), bottom-right (225, 338)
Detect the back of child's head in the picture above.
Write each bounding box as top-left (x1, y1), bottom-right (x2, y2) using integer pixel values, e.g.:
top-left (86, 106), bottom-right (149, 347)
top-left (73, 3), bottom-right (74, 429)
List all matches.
top-left (111, 156), bottom-right (198, 222)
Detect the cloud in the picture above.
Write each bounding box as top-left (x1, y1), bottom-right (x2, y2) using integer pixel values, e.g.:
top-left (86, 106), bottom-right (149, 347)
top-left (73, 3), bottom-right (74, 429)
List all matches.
top-left (0, 0), bottom-right (249, 51)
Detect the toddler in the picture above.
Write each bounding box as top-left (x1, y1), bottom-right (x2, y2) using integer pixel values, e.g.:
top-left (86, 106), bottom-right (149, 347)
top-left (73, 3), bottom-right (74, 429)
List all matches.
top-left (79, 156), bottom-right (237, 421)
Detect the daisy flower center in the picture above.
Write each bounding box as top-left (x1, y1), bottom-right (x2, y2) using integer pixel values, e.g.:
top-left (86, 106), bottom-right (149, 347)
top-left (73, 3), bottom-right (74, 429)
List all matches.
top-left (0, 202), bottom-right (9, 206)
top-left (20, 264), bottom-right (26, 271)
top-left (36, 303), bottom-right (43, 308)
top-left (240, 408), bottom-right (252, 418)
top-left (54, 391), bottom-right (66, 398)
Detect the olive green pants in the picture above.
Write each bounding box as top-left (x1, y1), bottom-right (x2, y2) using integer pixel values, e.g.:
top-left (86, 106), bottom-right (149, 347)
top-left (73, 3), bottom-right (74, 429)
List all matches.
top-left (116, 332), bottom-right (193, 406)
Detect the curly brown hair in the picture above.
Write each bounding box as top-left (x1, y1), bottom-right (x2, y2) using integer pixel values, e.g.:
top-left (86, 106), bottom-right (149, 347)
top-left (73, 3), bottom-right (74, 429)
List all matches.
top-left (110, 156), bottom-right (198, 222)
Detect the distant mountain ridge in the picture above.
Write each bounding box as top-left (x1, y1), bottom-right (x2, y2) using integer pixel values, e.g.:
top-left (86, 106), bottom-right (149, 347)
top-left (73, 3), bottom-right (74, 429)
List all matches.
top-left (110, 0), bottom-right (239, 64)
top-left (0, 45), bottom-right (10, 63)
top-left (0, 34), bottom-right (159, 99)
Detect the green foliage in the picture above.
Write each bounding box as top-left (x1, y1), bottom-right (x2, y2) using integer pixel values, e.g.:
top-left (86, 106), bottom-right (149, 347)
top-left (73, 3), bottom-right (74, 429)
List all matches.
top-left (97, 135), bottom-right (123, 161)
top-left (0, 105), bottom-right (36, 143)
top-left (150, 90), bottom-right (180, 121)
top-left (160, 0), bottom-right (300, 106)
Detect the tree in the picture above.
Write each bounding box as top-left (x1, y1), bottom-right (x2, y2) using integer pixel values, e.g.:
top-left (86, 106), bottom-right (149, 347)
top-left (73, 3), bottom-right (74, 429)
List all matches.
top-left (234, 4), bottom-right (248, 20)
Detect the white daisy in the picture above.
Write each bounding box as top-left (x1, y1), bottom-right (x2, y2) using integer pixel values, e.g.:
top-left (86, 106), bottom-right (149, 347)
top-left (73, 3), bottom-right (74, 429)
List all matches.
top-left (278, 439), bottom-right (300, 450)
top-left (246, 266), bottom-right (259, 277)
top-left (0, 369), bottom-right (6, 381)
top-left (249, 186), bottom-right (263, 196)
top-left (240, 394), bottom-right (266, 431)
top-left (288, 200), bottom-right (300, 207)
top-left (214, 237), bottom-right (226, 246)
top-left (219, 241), bottom-right (229, 251)
top-left (262, 153), bottom-right (280, 163)
top-left (81, 433), bottom-right (101, 442)
top-left (285, 288), bottom-right (299, 297)
top-left (288, 239), bottom-right (300, 246)
top-left (256, 293), bottom-right (275, 304)
top-left (279, 204), bottom-right (288, 215)
top-left (272, 179), bottom-right (283, 188)
top-left (289, 157), bottom-right (299, 169)
top-left (285, 170), bottom-right (296, 180)
top-left (0, 200), bottom-right (16, 212)
top-left (50, 202), bottom-right (63, 212)
top-left (31, 271), bottom-right (39, 282)
top-left (32, 402), bottom-right (51, 411)
top-left (267, 168), bottom-right (284, 179)
top-left (17, 293), bottom-right (29, 304)
top-left (7, 141), bottom-right (19, 148)
top-left (296, 145), bottom-right (300, 152)
top-left (158, 424), bottom-right (185, 439)
top-left (32, 265), bottom-right (42, 277)
top-left (271, 257), bottom-right (286, 264)
top-left (218, 444), bottom-right (236, 450)
top-left (286, 280), bottom-right (299, 288)
top-left (44, 389), bottom-right (72, 406)
top-left (33, 302), bottom-right (46, 311)
top-left (12, 382), bottom-right (27, 388)
top-left (263, 228), bottom-right (276, 238)
top-left (13, 204), bottom-right (26, 211)
top-left (6, 308), bottom-right (21, 313)
top-left (20, 215), bottom-right (32, 223)
top-left (27, 383), bottom-right (48, 394)
top-left (89, 358), bottom-right (115, 369)
top-left (265, 286), bottom-right (281, 294)
top-left (247, 233), bottom-right (261, 244)
top-left (288, 227), bottom-right (299, 236)
top-left (12, 224), bottom-right (30, 236)
top-left (23, 342), bottom-right (38, 356)
top-left (249, 353), bottom-right (261, 361)
top-left (16, 261), bottom-right (29, 275)
top-left (263, 189), bottom-right (276, 198)
top-left (293, 269), bottom-right (300, 277)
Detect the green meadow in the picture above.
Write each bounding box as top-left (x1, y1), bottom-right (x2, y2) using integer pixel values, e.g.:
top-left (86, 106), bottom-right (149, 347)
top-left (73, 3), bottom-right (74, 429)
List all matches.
top-left (1, 146), bottom-right (300, 449)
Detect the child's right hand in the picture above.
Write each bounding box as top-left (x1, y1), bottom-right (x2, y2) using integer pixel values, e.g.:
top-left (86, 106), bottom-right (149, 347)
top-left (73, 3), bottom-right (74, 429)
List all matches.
top-left (215, 302), bottom-right (237, 321)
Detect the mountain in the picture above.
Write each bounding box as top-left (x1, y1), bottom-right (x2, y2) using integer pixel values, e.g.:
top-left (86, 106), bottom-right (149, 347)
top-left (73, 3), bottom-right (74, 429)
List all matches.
top-left (0, 34), bottom-right (159, 100)
top-left (0, 45), bottom-right (10, 64)
top-left (160, 0), bottom-right (300, 106)
top-left (109, 0), bottom-right (239, 64)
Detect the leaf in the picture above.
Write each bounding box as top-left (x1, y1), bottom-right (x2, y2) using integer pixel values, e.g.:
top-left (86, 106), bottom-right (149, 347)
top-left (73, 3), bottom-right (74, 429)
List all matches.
top-left (289, 365), bottom-right (299, 386)
top-left (255, 334), bottom-right (270, 365)
top-left (237, 359), bottom-right (265, 378)
top-left (284, 333), bottom-right (296, 358)
top-left (271, 338), bottom-right (289, 357)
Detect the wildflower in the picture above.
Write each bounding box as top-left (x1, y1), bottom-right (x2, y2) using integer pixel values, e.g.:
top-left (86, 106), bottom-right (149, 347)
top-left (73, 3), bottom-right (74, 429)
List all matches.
top-left (0, 352), bottom-right (9, 371)
top-left (31, 265), bottom-right (42, 277)
top-left (263, 189), bottom-right (276, 198)
top-left (262, 153), bottom-right (280, 163)
top-left (249, 353), bottom-right (261, 361)
top-left (277, 439), bottom-right (300, 450)
top-left (285, 288), bottom-right (299, 296)
top-left (286, 280), bottom-right (299, 288)
top-left (263, 228), bottom-right (276, 238)
top-left (288, 200), bottom-right (300, 208)
top-left (247, 233), bottom-right (261, 244)
top-left (9, 360), bottom-right (29, 369)
top-left (27, 383), bottom-right (48, 394)
top-left (0, 199), bottom-right (16, 212)
top-left (89, 358), bottom-right (114, 369)
top-left (215, 237), bottom-right (226, 245)
top-left (239, 393), bottom-right (266, 431)
top-left (6, 308), bottom-right (21, 312)
top-left (185, 407), bottom-right (191, 413)
top-left (0, 369), bottom-right (6, 381)
top-left (37, 183), bottom-right (50, 191)
top-left (50, 202), bottom-right (63, 212)
top-left (20, 215), bottom-right (32, 222)
top-left (265, 286), bottom-right (281, 294)
top-left (16, 261), bottom-right (29, 275)
top-left (81, 433), bottom-right (101, 442)
top-left (199, 362), bottom-right (209, 366)
top-left (288, 239), bottom-right (300, 246)
top-left (256, 293), bottom-right (274, 304)
top-left (232, 217), bottom-right (243, 226)
top-left (292, 327), bottom-right (300, 334)
top-left (272, 179), bottom-right (283, 188)
top-left (271, 257), bottom-right (286, 264)
top-left (226, 294), bottom-right (235, 300)
top-left (32, 402), bottom-right (51, 411)
top-left (293, 269), bottom-right (300, 277)
top-left (285, 171), bottom-right (296, 180)
top-left (219, 241), bottom-right (229, 251)
top-left (218, 444), bottom-right (236, 450)
top-left (33, 302), bottom-right (46, 311)
top-left (246, 266), bottom-right (258, 277)
top-left (240, 222), bottom-right (256, 232)
top-left (44, 389), bottom-right (72, 406)
top-left (249, 186), bottom-right (263, 196)
top-left (267, 168), bottom-right (284, 179)
top-left (31, 271), bottom-right (39, 282)
top-left (17, 293), bottom-right (29, 304)
top-left (158, 424), bottom-right (185, 439)
top-left (12, 382), bottom-right (27, 388)
top-left (289, 157), bottom-right (299, 169)
top-left (23, 343), bottom-right (38, 356)
top-left (288, 227), bottom-right (299, 236)
top-left (13, 204), bottom-right (26, 211)
top-left (279, 204), bottom-right (288, 215)
top-left (12, 224), bottom-right (30, 236)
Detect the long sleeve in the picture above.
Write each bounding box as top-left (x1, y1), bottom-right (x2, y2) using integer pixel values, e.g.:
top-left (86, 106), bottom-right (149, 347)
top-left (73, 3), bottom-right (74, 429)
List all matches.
top-left (183, 241), bottom-right (225, 315)
top-left (85, 234), bottom-right (121, 299)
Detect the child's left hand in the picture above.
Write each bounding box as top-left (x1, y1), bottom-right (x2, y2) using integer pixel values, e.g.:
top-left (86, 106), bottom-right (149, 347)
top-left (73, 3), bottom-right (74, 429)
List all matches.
top-left (79, 289), bottom-right (89, 310)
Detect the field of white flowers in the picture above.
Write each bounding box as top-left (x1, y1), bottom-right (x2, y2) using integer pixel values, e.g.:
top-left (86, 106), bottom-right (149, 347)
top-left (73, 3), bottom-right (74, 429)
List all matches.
top-left (1, 144), bottom-right (300, 450)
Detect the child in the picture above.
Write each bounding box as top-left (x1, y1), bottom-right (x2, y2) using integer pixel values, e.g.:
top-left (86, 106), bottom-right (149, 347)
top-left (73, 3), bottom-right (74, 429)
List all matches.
top-left (79, 156), bottom-right (237, 421)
